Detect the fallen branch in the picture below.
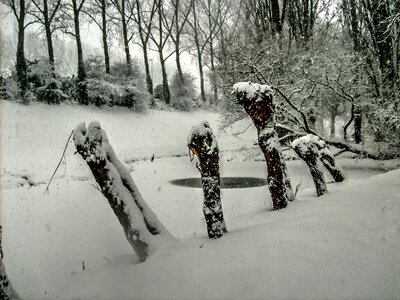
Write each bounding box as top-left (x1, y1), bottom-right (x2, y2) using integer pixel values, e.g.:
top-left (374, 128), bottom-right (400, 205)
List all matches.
top-left (43, 130), bottom-right (74, 195)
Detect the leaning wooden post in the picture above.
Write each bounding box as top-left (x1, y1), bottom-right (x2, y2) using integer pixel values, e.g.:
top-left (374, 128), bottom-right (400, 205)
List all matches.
top-left (73, 122), bottom-right (177, 262)
top-left (0, 226), bottom-right (20, 300)
top-left (292, 135), bottom-right (328, 196)
top-left (232, 82), bottom-right (294, 210)
top-left (188, 121), bottom-right (227, 239)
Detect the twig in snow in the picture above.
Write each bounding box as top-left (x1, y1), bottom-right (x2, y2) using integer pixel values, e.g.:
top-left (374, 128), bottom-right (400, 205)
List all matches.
top-left (43, 130), bottom-right (74, 195)
top-left (232, 122), bottom-right (253, 136)
top-left (294, 180), bottom-right (302, 197)
top-left (91, 183), bottom-right (102, 193)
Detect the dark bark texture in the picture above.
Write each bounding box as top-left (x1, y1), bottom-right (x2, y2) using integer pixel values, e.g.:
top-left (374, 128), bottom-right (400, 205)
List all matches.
top-left (233, 82), bottom-right (294, 210)
top-left (188, 121), bottom-right (227, 239)
top-left (319, 151), bottom-right (345, 182)
top-left (72, 0), bottom-right (88, 104)
top-left (353, 105), bottom-right (362, 144)
top-left (74, 122), bottom-right (176, 261)
top-left (16, 0), bottom-right (28, 98)
top-left (292, 137), bottom-right (327, 196)
top-left (100, 0), bottom-right (110, 74)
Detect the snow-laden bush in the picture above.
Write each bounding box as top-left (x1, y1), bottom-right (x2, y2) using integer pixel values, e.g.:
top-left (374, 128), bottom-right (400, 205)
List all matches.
top-left (27, 60), bottom-right (54, 89)
top-left (118, 85), bottom-right (149, 111)
top-left (86, 78), bottom-right (149, 110)
top-left (84, 57), bottom-right (150, 110)
top-left (170, 72), bottom-right (197, 111)
top-left (36, 79), bottom-right (67, 104)
top-left (154, 84), bottom-right (164, 101)
top-left (0, 76), bottom-right (13, 100)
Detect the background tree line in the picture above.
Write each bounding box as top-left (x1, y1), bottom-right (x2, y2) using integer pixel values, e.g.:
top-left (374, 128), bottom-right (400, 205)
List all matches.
top-left (0, 0), bottom-right (399, 148)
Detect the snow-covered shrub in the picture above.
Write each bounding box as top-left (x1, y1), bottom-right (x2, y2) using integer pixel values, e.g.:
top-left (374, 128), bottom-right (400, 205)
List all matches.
top-left (118, 85), bottom-right (149, 111)
top-left (85, 55), bottom-right (105, 78)
top-left (0, 76), bottom-right (12, 100)
top-left (27, 60), bottom-right (54, 89)
top-left (86, 78), bottom-right (149, 110)
top-left (36, 79), bottom-right (67, 104)
top-left (154, 84), bottom-right (164, 101)
top-left (84, 58), bottom-right (150, 110)
top-left (86, 78), bottom-right (115, 106)
top-left (170, 71), bottom-right (197, 111)
top-left (110, 59), bottom-right (145, 82)
top-left (60, 76), bottom-right (76, 99)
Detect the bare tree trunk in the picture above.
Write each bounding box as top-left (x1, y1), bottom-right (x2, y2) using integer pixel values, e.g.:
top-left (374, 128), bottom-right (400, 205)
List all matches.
top-left (233, 82), bottom-right (294, 210)
top-left (191, 0), bottom-right (206, 102)
top-left (175, 35), bottom-right (184, 84)
top-left (353, 105), bottom-right (362, 144)
top-left (292, 136), bottom-right (327, 196)
top-left (143, 45), bottom-right (153, 96)
top-left (43, 0), bottom-right (55, 71)
top-left (16, 0), bottom-right (28, 99)
top-left (73, 122), bottom-right (177, 262)
top-left (188, 121), bottom-right (227, 238)
top-left (122, 17), bottom-right (132, 76)
top-left (330, 112), bottom-right (336, 139)
top-left (159, 51), bottom-right (171, 104)
top-left (100, 0), bottom-right (110, 74)
top-left (72, 0), bottom-right (88, 104)
top-left (0, 226), bottom-right (20, 300)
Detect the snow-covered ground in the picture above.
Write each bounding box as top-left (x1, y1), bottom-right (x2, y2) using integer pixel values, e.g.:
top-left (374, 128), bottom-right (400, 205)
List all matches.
top-left (1, 100), bottom-right (399, 299)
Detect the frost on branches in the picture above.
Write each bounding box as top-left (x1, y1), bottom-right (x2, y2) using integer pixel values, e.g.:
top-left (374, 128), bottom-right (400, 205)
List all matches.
top-left (0, 226), bottom-right (19, 300)
top-left (232, 82), bottom-right (294, 210)
top-left (292, 134), bottom-right (345, 196)
top-left (73, 122), bottom-right (177, 262)
top-left (188, 121), bottom-right (227, 239)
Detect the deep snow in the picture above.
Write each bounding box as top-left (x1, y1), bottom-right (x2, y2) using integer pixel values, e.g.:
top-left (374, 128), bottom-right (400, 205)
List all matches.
top-left (1, 100), bottom-right (399, 299)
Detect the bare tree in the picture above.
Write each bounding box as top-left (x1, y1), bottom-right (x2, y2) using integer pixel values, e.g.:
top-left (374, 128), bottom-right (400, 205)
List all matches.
top-left (1, 0), bottom-right (35, 98)
top-left (60, 0), bottom-right (88, 104)
top-left (109, 0), bottom-right (135, 76)
top-left (133, 0), bottom-right (157, 95)
top-left (201, 0), bottom-right (230, 104)
top-left (149, 0), bottom-right (175, 104)
top-left (287, 0), bottom-right (321, 46)
top-left (169, 0), bottom-right (192, 84)
top-left (187, 0), bottom-right (224, 103)
top-left (83, 0), bottom-right (111, 74)
top-left (29, 0), bottom-right (62, 71)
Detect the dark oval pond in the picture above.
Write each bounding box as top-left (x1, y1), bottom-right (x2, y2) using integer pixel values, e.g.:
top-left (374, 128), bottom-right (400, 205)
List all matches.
top-left (170, 177), bottom-right (268, 189)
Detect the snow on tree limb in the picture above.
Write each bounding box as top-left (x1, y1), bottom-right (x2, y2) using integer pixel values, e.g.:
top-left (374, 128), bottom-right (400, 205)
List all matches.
top-left (292, 134), bottom-right (345, 190)
top-left (73, 122), bottom-right (177, 261)
top-left (232, 81), bottom-right (294, 210)
top-left (292, 135), bottom-right (328, 196)
top-left (188, 121), bottom-right (227, 238)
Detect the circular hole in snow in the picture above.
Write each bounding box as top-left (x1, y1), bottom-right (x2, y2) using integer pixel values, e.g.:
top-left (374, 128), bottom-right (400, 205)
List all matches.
top-left (170, 177), bottom-right (268, 189)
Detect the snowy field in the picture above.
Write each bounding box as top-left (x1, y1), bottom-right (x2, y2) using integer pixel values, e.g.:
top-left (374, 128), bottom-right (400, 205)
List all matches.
top-left (1, 100), bottom-right (400, 300)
